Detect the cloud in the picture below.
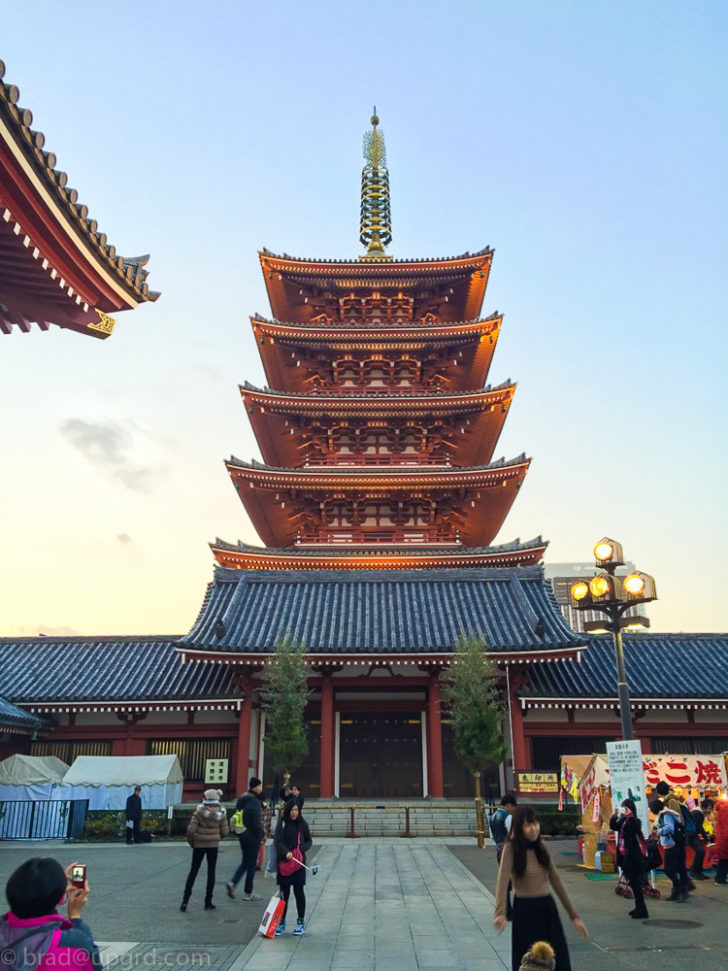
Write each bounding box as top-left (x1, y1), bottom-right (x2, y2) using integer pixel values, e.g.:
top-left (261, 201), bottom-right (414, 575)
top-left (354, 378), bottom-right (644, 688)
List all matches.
top-left (116, 533), bottom-right (132, 545)
top-left (59, 418), bottom-right (163, 493)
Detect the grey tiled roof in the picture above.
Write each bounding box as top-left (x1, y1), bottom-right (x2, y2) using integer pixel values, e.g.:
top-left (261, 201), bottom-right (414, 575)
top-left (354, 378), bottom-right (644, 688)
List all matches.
top-left (181, 566), bottom-right (584, 655)
top-left (0, 695), bottom-right (47, 731)
top-left (0, 636), bottom-right (238, 705)
top-left (521, 633), bottom-right (728, 700)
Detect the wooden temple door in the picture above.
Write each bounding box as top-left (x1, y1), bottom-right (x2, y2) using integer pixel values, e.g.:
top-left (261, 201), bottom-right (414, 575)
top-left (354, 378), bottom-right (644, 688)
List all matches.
top-left (338, 712), bottom-right (423, 798)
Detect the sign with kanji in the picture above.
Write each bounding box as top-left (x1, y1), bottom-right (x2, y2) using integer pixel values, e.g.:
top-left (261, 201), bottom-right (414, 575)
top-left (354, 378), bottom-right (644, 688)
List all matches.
top-left (642, 755), bottom-right (727, 790)
top-left (607, 740), bottom-right (649, 836)
top-left (204, 758), bottom-right (229, 784)
top-left (517, 772), bottom-right (559, 793)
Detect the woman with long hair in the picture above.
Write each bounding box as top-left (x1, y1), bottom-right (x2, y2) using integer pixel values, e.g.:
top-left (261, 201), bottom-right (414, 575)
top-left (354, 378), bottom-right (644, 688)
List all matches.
top-left (494, 806), bottom-right (588, 970)
top-left (273, 797), bottom-right (312, 937)
top-left (609, 798), bottom-right (649, 918)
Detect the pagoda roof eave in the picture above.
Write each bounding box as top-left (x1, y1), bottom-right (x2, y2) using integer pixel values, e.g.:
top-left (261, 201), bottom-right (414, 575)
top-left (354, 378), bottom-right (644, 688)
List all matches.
top-left (226, 454), bottom-right (530, 484)
top-left (239, 381), bottom-right (515, 412)
top-left (259, 247), bottom-right (493, 272)
top-left (210, 537), bottom-right (548, 571)
top-left (251, 313), bottom-right (502, 340)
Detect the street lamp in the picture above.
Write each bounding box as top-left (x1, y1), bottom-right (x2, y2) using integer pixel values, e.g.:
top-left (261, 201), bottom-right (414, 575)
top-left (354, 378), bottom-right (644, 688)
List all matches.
top-left (569, 538), bottom-right (657, 740)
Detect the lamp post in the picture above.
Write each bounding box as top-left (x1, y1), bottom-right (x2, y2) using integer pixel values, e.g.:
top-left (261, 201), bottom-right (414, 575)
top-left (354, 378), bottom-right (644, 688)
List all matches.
top-left (569, 538), bottom-right (657, 741)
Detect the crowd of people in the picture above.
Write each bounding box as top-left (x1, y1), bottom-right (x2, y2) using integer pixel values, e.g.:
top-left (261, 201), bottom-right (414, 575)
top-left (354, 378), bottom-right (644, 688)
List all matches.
top-left (177, 775), bottom-right (312, 936)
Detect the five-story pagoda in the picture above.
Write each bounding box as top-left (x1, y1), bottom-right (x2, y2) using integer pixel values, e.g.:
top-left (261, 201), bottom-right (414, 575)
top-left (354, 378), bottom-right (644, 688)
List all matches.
top-left (181, 113), bottom-right (582, 800)
top-left (214, 112), bottom-right (545, 572)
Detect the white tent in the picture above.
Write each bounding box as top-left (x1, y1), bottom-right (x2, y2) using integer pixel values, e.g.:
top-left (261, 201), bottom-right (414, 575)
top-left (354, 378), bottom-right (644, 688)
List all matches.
top-left (0, 754), bottom-right (70, 801)
top-left (61, 755), bottom-right (183, 810)
top-left (0, 755), bottom-right (75, 839)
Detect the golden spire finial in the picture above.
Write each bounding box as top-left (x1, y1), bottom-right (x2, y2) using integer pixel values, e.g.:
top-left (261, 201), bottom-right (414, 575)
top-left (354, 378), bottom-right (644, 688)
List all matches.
top-left (360, 106), bottom-right (392, 261)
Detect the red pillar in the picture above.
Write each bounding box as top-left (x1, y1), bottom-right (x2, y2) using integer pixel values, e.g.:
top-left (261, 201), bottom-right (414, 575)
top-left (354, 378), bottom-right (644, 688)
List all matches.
top-left (510, 687), bottom-right (530, 772)
top-left (234, 681), bottom-right (252, 797)
top-left (319, 674), bottom-right (335, 797)
top-left (427, 674), bottom-right (444, 798)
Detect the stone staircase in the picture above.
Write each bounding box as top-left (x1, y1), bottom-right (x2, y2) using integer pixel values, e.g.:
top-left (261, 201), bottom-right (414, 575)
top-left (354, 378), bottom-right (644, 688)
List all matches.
top-left (302, 802), bottom-right (481, 838)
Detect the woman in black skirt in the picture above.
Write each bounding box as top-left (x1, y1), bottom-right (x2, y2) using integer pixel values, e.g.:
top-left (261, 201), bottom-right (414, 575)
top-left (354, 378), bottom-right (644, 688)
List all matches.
top-left (494, 806), bottom-right (589, 970)
top-left (273, 797), bottom-right (312, 937)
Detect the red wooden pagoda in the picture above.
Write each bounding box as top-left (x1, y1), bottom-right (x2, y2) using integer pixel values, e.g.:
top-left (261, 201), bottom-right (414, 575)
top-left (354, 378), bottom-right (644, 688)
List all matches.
top-left (0, 60), bottom-right (158, 339)
top-left (214, 112), bottom-right (545, 571)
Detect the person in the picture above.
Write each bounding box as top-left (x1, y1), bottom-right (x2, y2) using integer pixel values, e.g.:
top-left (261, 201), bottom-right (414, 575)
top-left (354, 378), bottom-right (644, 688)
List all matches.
top-left (518, 940), bottom-right (555, 971)
top-left (0, 857), bottom-right (102, 970)
top-left (609, 798), bottom-right (649, 919)
top-left (654, 781), bottom-right (694, 891)
top-left (491, 794), bottom-right (517, 920)
top-left (180, 788), bottom-right (229, 912)
top-left (713, 797), bottom-right (728, 885)
top-left (290, 784), bottom-right (305, 809)
top-left (494, 806), bottom-right (588, 970)
top-left (649, 798), bottom-right (688, 901)
top-left (273, 798), bottom-right (313, 937)
top-left (226, 777), bottom-right (264, 901)
top-left (689, 799), bottom-right (709, 880)
top-left (125, 785), bottom-right (142, 845)
top-left (257, 794), bottom-right (273, 872)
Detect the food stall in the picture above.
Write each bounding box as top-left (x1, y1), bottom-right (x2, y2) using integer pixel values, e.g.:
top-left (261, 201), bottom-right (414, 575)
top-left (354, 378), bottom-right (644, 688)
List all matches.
top-left (560, 752), bottom-right (728, 870)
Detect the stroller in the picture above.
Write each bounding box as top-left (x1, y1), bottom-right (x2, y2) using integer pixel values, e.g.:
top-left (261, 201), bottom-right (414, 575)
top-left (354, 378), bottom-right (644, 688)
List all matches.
top-left (615, 837), bottom-right (662, 900)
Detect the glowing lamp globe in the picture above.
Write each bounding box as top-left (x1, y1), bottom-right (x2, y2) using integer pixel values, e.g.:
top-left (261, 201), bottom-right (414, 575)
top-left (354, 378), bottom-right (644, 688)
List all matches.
top-left (589, 575), bottom-right (611, 598)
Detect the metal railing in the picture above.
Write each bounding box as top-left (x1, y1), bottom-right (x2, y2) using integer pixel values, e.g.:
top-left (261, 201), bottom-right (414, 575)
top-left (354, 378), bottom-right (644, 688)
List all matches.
top-left (0, 799), bottom-right (89, 840)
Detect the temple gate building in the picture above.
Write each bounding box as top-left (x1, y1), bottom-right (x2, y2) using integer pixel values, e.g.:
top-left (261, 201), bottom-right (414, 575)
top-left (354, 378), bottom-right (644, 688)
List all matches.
top-left (1, 109), bottom-right (726, 800)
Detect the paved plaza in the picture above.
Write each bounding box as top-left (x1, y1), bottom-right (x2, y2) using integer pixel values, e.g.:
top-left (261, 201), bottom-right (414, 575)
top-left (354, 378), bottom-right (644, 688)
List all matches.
top-left (1, 838), bottom-right (727, 970)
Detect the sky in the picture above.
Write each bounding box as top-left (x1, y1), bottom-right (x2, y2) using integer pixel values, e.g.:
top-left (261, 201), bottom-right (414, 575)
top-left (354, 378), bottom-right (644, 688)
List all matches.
top-left (1, 0), bottom-right (726, 637)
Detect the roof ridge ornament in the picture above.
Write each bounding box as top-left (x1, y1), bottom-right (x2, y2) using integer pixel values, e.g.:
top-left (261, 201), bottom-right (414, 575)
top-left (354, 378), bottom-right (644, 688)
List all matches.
top-left (359, 108), bottom-right (393, 262)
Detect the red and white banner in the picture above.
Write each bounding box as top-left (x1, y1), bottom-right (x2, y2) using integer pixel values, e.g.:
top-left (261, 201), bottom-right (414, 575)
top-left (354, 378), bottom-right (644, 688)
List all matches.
top-left (642, 755), bottom-right (727, 789)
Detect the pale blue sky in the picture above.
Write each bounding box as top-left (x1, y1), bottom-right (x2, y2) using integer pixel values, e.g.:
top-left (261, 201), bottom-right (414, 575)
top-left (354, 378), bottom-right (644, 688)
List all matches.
top-left (1, 0), bottom-right (726, 635)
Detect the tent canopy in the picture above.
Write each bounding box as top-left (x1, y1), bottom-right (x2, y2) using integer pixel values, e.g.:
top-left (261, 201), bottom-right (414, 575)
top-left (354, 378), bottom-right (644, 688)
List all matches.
top-left (62, 755), bottom-right (183, 787)
top-left (0, 754), bottom-right (69, 786)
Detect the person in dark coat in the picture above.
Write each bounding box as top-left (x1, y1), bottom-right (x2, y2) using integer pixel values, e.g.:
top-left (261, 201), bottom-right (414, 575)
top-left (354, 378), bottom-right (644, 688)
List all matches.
top-left (290, 784), bottom-right (305, 809)
top-left (610, 798), bottom-right (649, 918)
top-left (273, 798), bottom-right (312, 937)
top-left (226, 777), bottom-right (264, 901)
top-left (125, 786), bottom-right (142, 845)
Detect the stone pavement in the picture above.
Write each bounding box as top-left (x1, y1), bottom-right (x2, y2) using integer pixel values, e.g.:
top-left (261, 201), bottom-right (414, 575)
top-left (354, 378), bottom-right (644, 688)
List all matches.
top-left (233, 839), bottom-right (509, 971)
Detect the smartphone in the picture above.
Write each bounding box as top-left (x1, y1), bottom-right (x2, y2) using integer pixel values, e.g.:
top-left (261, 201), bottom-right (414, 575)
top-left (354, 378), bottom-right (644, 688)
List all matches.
top-left (70, 864), bottom-right (86, 888)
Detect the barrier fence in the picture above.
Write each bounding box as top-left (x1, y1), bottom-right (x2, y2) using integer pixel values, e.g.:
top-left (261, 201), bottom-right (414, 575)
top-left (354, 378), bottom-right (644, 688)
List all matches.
top-left (0, 799), bottom-right (89, 840)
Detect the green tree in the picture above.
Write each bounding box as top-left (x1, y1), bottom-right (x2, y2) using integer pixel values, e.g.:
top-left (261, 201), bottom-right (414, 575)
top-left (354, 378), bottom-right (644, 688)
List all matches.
top-left (259, 635), bottom-right (310, 779)
top-left (441, 635), bottom-right (507, 847)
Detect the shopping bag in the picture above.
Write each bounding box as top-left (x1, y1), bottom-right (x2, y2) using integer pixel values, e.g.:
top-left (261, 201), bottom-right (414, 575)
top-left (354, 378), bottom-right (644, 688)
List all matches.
top-left (258, 893), bottom-right (285, 938)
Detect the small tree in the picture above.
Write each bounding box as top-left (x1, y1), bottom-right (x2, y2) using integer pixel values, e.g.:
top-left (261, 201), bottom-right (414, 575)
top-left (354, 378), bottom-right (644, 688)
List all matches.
top-left (259, 635), bottom-right (309, 781)
top-left (441, 635), bottom-right (507, 847)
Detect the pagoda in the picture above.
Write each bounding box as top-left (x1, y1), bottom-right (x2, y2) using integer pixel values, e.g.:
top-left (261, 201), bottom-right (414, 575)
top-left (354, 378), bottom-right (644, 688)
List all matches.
top-left (177, 111), bottom-right (582, 801)
top-left (213, 111), bottom-right (545, 572)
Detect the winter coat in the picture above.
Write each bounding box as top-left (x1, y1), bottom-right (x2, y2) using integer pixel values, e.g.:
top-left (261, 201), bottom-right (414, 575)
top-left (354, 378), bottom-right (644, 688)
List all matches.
top-left (125, 793), bottom-right (141, 822)
top-left (654, 808), bottom-right (681, 849)
top-left (609, 812), bottom-right (646, 871)
top-left (186, 803), bottom-right (229, 849)
top-left (274, 816), bottom-right (312, 888)
top-left (235, 792), bottom-right (264, 842)
top-left (714, 800), bottom-right (728, 859)
top-left (0, 912), bottom-right (101, 971)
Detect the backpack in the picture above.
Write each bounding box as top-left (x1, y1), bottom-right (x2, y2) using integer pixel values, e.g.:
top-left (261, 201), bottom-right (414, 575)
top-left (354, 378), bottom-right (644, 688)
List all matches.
top-left (670, 811), bottom-right (687, 847)
top-left (490, 808), bottom-right (508, 845)
top-left (231, 809), bottom-right (246, 834)
top-left (0, 918), bottom-right (61, 971)
top-left (680, 803), bottom-right (696, 836)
